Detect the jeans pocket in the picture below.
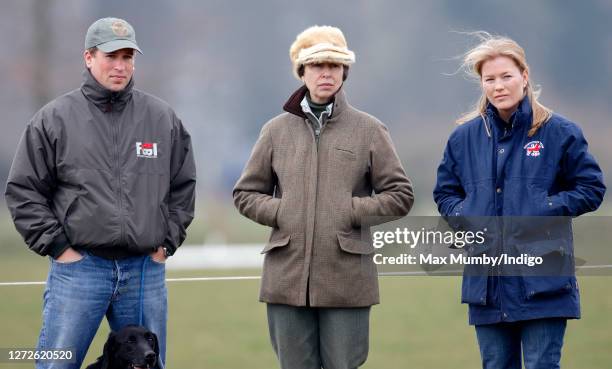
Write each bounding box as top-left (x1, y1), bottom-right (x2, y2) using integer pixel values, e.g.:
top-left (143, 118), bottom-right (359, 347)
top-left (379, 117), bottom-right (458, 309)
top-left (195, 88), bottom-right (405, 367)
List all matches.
top-left (148, 254), bottom-right (167, 266)
top-left (51, 250), bottom-right (88, 266)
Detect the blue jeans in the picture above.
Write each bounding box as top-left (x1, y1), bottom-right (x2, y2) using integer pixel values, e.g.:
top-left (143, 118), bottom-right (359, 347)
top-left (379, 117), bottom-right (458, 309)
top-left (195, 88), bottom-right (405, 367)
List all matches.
top-left (475, 318), bottom-right (567, 369)
top-left (267, 304), bottom-right (370, 369)
top-left (36, 251), bottom-right (167, 369)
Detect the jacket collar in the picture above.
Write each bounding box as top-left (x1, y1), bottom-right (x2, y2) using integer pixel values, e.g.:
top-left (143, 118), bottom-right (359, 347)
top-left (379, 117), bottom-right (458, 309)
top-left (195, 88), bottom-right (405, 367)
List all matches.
top-left (283, 84), bottom-right (348, 121)
top-left (80, 69), bottom-right (134, 112)
top-left (300, 94), bottom-right (333, 118)
top-left (485, 95), bottom-right (532, 130)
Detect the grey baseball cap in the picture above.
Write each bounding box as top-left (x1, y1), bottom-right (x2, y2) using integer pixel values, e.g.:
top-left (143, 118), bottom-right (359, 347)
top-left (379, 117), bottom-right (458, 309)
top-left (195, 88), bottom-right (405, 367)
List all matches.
top-left (85, 17), bottom-right (142, 54)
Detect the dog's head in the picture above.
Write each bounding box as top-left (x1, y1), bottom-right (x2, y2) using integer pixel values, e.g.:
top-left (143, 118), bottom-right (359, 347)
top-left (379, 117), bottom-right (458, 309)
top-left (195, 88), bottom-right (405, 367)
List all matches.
top-left (86, 325), bottom-right (162, 369)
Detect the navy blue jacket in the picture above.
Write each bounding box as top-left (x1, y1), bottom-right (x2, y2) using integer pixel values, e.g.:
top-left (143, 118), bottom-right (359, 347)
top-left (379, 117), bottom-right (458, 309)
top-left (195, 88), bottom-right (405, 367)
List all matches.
top-left (433, 97), bottom-right (605, 325)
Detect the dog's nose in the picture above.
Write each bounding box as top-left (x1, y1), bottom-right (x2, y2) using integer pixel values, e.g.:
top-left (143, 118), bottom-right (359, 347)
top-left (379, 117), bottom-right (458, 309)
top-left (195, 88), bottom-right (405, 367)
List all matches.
top-left (145, 351), bottom-right (156, 364)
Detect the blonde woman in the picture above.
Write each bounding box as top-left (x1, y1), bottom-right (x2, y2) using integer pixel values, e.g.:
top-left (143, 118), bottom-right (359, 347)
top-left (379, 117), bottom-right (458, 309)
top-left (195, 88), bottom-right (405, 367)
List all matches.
top-left (433, 33), bottom-right (605, 368)
top-left (234, 25), bottom-right (413, 369)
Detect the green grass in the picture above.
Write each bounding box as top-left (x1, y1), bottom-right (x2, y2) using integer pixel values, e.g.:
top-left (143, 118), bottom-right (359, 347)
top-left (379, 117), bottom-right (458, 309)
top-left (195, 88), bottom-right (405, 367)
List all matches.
top-left (0, 260), bottom-right (611, 368)
top-left (1, 211), bottom-right (611, 368)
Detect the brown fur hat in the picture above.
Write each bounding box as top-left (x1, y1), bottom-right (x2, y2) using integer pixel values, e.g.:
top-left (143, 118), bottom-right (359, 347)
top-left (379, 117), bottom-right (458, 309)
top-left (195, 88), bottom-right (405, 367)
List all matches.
top-left (289, 25), bottom-right (355, 80)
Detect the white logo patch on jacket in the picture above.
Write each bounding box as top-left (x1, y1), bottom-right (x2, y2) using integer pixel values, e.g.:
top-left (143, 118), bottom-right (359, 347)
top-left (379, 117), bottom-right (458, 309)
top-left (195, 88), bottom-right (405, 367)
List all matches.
top-left (523, 141), bottom-right (544, 157)
top-left (136, 142), bottom-right (158, 158)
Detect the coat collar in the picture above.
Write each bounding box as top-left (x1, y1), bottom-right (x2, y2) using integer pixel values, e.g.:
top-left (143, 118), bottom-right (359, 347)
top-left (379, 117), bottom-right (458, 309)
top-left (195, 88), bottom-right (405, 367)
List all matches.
top-left (80, 69), bottom-right (134, 113)
top-left (283, 84), bottom-right (348, 121)
top-left (485, 95), bottom-right (532, 130)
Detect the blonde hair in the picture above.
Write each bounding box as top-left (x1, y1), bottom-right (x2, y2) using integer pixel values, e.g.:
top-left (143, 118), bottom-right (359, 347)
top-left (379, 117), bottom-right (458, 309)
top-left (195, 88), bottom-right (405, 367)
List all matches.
top-left (457, 32), bottom-right (552, 137)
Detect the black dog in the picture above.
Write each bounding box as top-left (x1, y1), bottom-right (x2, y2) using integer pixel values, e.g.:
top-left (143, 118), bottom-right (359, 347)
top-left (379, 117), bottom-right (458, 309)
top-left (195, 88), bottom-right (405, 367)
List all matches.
top-left (86, 325), bottom-right (163, 369)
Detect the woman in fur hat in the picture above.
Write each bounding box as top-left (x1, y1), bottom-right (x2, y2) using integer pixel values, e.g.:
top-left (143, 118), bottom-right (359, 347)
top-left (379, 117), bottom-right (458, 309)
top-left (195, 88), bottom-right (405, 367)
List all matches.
top-left (234, 25), bottom-right (414, 369)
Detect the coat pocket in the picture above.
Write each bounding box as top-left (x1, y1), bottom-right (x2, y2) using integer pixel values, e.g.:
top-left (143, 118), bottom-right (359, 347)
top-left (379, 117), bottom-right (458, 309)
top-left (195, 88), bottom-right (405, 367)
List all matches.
top-left (261, 234), bottom-right (290, 254)
top-left (62, 194), bottom-right (80, 244)
top-left (337, 232), bottom-right (378, 281)
top-left (514, 239), bottom-right (573, 276)
top-left (521, 276), bottom-right (575, 300)
top-left (514, 239), bottom-right (575, 300)
top-left (461, 275), bottom-right (488, 305)
top-left (337, 233), bottom-right (374, 255)
top-left (334, 147), bottom-right (357, 161)
top-left (461, 238), bottom-right (491, 305)
top-left (526, 185), bottom-right (564, 216)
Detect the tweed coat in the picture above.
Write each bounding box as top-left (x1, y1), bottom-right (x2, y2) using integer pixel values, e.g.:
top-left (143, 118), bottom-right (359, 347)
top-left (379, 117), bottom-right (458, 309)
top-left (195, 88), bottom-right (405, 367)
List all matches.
top-left (233, 86), bottom-right (414, 307)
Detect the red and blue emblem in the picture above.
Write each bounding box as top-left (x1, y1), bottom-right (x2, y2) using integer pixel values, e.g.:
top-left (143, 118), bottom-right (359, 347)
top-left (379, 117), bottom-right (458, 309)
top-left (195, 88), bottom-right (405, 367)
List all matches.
top-left (523, 141), bottom-right (544, 157)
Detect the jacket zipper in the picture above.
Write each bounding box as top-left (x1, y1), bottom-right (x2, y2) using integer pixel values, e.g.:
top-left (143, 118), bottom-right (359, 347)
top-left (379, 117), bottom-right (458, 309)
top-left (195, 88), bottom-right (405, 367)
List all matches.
top-left (303, 112), bottom-right (329, 306)
top-left (493, 121), bottom-right (506, 318)
top-left (110, 99), bottom-right (125, 246)
top-left (307, 112), bottom-right (323, 146)
top-left (497, 217), bottom-right (505, 316)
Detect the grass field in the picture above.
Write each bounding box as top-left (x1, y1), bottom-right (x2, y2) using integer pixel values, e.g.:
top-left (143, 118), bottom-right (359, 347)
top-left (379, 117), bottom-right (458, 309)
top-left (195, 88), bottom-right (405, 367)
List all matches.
top-left (1, 252), bottom-right (611, 369)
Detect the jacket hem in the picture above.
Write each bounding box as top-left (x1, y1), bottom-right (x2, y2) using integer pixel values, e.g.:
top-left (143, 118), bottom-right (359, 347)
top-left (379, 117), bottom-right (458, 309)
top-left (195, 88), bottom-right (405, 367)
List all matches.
top-left (468, 309), bottom-right (580, 326)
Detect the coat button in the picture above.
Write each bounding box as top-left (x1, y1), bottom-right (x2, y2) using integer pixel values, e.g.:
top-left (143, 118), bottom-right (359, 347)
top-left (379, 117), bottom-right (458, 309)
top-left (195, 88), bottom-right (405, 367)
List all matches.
top-left (503, 313), bottom-right (508, 318)
top-left (496, 188), bottom-right (502, 194)
top-left (498, 148), bottom-right (505, 154)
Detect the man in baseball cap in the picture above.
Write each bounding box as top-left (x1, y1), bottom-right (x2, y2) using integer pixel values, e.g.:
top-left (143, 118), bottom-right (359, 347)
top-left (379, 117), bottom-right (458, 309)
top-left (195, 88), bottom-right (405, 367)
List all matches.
top-left (83, 17), bottom-right (141, 92)
top-left (6, 17), bottom-right (196, 368)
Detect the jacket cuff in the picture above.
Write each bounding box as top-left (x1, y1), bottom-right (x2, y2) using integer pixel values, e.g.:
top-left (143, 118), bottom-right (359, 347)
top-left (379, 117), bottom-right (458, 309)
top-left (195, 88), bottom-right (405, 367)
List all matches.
top-left (163, 244), bottom-right (176, 257)
top-left (546, 193), bottom-right (567, 216)
top-left (47, 232), bottom-right (70, 259)
top-left (262, 198), bottom-right (281, 228)
top-left (351, 197), bottom-right (363, 227)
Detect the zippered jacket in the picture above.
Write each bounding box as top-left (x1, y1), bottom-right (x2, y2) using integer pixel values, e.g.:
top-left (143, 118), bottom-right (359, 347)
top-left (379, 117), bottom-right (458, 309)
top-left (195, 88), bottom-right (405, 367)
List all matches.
top-left (5, 70), bottom-right (196, 259)
top-left (233, 86), bottom-right (414, 307)
top-left (433, 97), bottom-right (605, 325)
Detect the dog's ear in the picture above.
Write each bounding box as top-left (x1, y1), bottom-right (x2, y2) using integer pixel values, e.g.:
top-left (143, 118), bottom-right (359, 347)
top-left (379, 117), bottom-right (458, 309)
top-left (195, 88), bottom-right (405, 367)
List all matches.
top-left (152, 332), bottom-right (164, 369)
top-left (99, 331), bottom-right (116, 369)
top-left (85, 332), bottom-right (115, 369)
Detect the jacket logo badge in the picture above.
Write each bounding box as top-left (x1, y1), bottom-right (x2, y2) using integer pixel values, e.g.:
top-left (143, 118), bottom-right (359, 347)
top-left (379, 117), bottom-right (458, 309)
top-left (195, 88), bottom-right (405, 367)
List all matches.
top-left (523, 141), bottom-right (544, 157)
top-left (136, 142), bottom-right (158, 158)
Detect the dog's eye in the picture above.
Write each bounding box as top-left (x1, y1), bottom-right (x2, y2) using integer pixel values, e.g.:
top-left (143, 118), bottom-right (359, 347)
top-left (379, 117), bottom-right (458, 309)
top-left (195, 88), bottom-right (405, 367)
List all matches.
top-left (126, 335), bottom-right (137, 344)
top-left (144, 333), bottom-right (154, 341)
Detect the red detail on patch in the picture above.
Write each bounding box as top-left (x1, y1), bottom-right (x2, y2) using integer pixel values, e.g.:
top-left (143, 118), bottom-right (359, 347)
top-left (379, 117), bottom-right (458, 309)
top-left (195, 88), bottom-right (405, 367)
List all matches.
top-left (527, 143), bottom-right (541, 154)
top-left (142, 143), bottom-right (153, 149)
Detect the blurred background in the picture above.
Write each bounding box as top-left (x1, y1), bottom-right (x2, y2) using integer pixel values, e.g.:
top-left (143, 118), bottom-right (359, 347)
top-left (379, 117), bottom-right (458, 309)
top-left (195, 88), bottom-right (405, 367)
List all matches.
top-left (1, 1), bottom-right (611, 368)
